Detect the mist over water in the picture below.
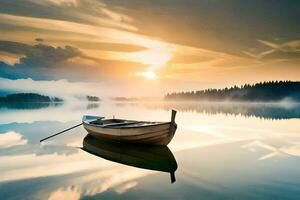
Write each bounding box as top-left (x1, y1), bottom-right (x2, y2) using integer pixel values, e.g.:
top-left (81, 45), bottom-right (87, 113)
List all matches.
top-left (117, 101), bottom-right (300, 120)
top-left (1, 101), bottom-right (300, 199)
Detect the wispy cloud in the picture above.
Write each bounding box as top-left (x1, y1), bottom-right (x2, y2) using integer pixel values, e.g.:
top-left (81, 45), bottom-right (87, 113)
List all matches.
top-left (26, 0), bottom-right (136, 31)
top-left (243, 40), bottom-right (300, 61)
top-left (29, 0), bottom-right (80, 7)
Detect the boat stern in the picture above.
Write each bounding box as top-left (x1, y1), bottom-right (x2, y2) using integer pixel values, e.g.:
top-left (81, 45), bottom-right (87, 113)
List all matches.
top-left (82, 115), bottom-right (104, 124)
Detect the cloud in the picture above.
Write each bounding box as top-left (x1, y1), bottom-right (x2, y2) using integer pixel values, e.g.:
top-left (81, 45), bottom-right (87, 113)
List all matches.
top-left (0, 40), bottom-right (32, 55)
top-left (258, 40), bottom-right (300, 52)
top-left (35, 38), bottom-right (44, 42)
top-left (0, 131), bottom-right (27, 149)
top-left (261, 51), bottom-right (300, 61)
top-left (48, 187), bottom-right (80, 200)
top-left (0, 40), bottom-right (92, 80)
top-left (0, 40), bottom-right (149, 81)
top-left (0, 40), bottom-right (82, 67)
top-left (65, 41), bottom-right (147, 52)
top-left (243, 40), bottom-right (300, 61)
top-left (40, 0), bottom-right (79, 7)
top-left (5, 0), bottom-right (136, 31)
top-left (169, 54), bottom-right (214, 65)
top-left (19, 44), bottom-right (81, 67)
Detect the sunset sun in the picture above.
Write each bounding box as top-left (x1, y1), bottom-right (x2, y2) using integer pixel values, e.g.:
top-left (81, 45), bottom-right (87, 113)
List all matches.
top-left (143, 71), bottom-right (157, 79)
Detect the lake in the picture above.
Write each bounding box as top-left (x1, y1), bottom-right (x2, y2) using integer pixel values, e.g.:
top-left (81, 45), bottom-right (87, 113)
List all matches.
top-left (1, 101), bottom-right (300, 200)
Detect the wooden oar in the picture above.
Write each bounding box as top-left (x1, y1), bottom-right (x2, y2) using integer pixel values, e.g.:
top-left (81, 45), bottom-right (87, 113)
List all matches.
top-left (40, 123), bottom-right (83, 142)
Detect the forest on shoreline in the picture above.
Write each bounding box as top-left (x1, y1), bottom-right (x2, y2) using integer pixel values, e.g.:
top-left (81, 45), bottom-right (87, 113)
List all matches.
top-left (165, 81), bottom-right (300, 102)
top-left (0, 93), bottom-right (63, 103)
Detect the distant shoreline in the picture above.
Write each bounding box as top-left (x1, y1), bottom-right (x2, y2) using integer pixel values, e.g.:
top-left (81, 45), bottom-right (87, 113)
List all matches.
top-left (165, 81), bottom-right (300, 102)
top-left (0, 93), bottom-right (63, 103)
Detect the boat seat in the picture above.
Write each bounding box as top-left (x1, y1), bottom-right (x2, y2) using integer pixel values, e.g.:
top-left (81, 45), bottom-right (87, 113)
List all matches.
top-left (102, 121), bottom-right (142, 128)
top-left (90, 119), bottom-right (104, 125)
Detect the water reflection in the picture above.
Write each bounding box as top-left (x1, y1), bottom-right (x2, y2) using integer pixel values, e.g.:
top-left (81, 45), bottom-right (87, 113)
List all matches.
top-left (82, 135), bottom-right (178, 183)
top-left (122, 102), bottom-right (300, 120)
top-left (86, 103), bottom-right (100, 110)
top-left (0, 121), bottom-right (82, 156)
top-left (1, 102), bottom-right (300, 199)
top-left (0, 131), bottom-right (27, 149)
top-left (0, 102), bottom-right (63, 109)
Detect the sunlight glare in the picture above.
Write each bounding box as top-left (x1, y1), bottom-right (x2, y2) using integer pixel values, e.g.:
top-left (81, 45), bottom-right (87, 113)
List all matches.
top-left (142, 71), bottom-right (157, 80)
top-left (123, 41), bottom-right (173, 69)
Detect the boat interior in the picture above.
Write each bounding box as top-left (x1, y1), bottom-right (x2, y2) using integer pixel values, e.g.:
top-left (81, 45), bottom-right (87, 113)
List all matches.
top-left (89, 118), bottom-right (159, 128)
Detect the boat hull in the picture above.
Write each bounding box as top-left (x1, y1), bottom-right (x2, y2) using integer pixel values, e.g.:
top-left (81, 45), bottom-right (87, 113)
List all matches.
top-left (83, 122), bottom-right (177, 145)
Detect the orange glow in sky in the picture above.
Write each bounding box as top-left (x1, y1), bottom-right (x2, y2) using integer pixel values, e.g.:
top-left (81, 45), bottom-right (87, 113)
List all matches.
top-left (0, 1), bottom-right (300, 96)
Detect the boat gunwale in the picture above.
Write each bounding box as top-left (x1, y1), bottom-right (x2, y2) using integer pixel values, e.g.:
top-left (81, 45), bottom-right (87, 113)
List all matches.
top-left (82, 119), bottom-right (172, 129)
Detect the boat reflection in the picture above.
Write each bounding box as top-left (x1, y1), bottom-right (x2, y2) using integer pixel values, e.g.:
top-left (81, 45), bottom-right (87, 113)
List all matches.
top-left (82, 135), bottom-right (178, 183)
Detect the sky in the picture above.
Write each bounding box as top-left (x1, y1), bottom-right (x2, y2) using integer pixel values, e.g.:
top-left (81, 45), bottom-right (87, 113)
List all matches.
top-left (0, 0), bottom-right (300, 98)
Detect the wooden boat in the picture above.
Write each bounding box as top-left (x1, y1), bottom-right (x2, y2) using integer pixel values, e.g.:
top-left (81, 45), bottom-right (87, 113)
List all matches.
top-left (82, 135), bottom-right (178, 183)
top-left (82, 110), bottom-right (177, 146)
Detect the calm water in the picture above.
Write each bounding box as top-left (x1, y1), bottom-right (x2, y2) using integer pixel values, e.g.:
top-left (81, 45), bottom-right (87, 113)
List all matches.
top-left (1, 102), bottom-right (300, 200)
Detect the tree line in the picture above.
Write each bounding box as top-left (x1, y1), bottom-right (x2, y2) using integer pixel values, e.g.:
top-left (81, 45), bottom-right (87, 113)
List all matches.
top-left (0, 93), bottom-right (63, 103)
top-left (165, 81), bottom-right (300, 102)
